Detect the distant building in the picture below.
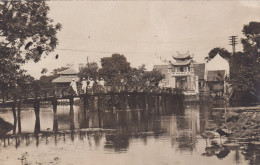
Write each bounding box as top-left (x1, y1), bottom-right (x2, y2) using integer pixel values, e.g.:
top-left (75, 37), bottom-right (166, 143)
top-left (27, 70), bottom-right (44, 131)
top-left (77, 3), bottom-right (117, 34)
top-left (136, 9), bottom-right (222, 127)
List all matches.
top-left (52, 68), bottom-right (80, 95)
top-left (154, 52), bottom-right (205, 95)
top-left (194, 63), bottom-right (206, 91)
top-left (205, 54), bottom-right (230, 97)
top-left (205, 70), bottom-right (226, 97)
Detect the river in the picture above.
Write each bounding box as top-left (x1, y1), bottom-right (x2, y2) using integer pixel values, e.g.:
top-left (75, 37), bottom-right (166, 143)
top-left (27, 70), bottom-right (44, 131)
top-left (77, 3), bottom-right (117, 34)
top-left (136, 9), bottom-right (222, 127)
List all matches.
top-left (0, 101), bottom-right (259, 165)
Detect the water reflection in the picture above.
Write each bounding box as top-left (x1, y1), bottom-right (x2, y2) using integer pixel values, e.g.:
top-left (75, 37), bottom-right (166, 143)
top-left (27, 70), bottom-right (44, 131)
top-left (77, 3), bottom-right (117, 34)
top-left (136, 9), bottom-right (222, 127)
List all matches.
top-left (0, 100), bottom-right (259, 165)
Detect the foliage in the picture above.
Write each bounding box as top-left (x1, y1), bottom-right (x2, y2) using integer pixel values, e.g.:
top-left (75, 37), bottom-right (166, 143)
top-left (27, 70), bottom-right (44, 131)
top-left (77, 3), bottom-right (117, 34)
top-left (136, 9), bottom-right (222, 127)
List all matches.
top-left (98, 54), bottom-right (131, 85)
top-left (0, 1), bottom-right (61, 93)
top-left (78, 62), bottom-right (99, 81)
top-left (38, 75), bottom-right (54, 88)
top-left (125, 65), bottom-right (147, 89)
top-left (205, 47), bottom-right (231, 62)
top-left (77, 54), bottom-right (165, 90)
top-left (143, 69), bottom-right (165, 87)
top-left (222, 111), bottom-right (260, 140)
top-left (207, 22), bottom-right (260, 105)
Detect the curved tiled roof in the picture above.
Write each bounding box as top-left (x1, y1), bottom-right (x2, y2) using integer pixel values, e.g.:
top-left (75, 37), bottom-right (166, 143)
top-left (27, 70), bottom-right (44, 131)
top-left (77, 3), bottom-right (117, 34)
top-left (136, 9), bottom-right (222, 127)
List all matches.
top-left (172, 52), bottom-right (192, 60)
top-left (58, 68), bottom-right (78, 75)
top-left (52, 76), bottom-right (80, 83)
top-left (172, 59), bottom-right (191, 66)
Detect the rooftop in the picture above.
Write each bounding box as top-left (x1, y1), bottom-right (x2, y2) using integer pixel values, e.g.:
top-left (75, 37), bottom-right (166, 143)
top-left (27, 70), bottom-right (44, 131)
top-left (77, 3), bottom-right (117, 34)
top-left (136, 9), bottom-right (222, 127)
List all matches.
top-left (58, 68), bottom-right (78, 75)
top-left (172, 52), bottom-right (193, 60)
top-left (207, 70), bottom-right (226, 81)
top-left (52, 75), bottom-right (80, 83)
top-left (194, 63), bottom-right (205, 80)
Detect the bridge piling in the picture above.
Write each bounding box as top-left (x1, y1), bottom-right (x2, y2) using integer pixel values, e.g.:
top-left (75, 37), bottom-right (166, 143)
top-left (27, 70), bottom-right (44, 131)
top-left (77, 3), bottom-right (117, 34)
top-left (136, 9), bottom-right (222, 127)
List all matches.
top-left (17, 102), bottom-right (21, 134)
top-left (111, 93), bottom-right (115, 112)
top-left (97, 94), bottom-right (102, 127)
top-left (125, 93), bottom-right (129, 110)
top-left (33, 100), bottom-right (40, 134)
top-left (69, 97), bottom-right (75, 130)
top-left (52, 99), bottom-right (58, 132)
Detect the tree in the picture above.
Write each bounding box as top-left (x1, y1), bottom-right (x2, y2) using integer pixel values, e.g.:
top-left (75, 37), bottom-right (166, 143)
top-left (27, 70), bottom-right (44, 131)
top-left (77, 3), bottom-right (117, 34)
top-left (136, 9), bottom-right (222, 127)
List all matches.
top-left (205, 47), bottom-right (231, 62)
top-left (125, 65), bottom-right (147, 89)
top-left (207, 21), bottom-right (260, 105)
top-left (78, 62), bottom-right (99, 81)
top-left (143, 69), bottom-right (165, 87)
top-left (99, 54), bottom-right (131, 85)
top-left (38, 75), bottom-right (54, 88)
top-left (0, 1), bottom-right (61, 93)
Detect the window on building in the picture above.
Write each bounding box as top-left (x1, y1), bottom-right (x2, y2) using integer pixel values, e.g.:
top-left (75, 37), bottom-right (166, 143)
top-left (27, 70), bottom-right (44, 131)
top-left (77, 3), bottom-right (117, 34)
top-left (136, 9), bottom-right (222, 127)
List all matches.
top-left (180, 67), bottom-right (184, 72)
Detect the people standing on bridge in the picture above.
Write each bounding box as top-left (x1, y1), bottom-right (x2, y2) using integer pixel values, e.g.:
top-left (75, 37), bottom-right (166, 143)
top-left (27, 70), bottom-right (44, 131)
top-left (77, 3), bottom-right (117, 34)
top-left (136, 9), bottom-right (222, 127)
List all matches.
top-left (99, 78), bottom-right (105, 86)
top-left (81, 78), bottom-right (88, 94)
top-left (88, 78), bottom-right (94, 94)
top-left (98, 78), bottom-right (105, 92)
top-left (70, 79), bottom-right (78, 95)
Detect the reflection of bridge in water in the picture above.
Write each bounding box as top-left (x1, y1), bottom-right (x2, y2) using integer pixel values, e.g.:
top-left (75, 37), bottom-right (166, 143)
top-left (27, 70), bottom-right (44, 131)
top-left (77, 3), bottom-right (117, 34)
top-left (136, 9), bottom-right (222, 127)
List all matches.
top-left (0, 98), bottom-right (185, 151)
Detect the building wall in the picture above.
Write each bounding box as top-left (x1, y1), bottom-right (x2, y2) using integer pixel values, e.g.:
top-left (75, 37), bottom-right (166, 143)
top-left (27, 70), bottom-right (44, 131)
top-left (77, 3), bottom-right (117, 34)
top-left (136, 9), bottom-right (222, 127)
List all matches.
top-left (206, 54), bottom-right (229, 76)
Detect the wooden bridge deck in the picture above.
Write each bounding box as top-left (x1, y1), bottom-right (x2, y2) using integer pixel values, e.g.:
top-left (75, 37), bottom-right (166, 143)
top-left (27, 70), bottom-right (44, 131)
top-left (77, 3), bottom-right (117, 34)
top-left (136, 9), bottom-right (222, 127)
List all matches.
top-left (0, 86), bottom-right (183, 106)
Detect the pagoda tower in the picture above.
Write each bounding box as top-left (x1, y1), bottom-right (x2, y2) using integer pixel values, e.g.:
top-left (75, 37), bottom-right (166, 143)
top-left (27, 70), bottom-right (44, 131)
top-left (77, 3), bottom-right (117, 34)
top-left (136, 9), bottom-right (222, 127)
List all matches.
top-left (168, 51), bottom-right (199, 94)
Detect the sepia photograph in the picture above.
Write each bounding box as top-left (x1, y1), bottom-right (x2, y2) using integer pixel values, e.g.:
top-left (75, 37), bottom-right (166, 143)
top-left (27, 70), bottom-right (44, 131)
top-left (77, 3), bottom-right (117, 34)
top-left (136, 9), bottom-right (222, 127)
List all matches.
top-left (0, 0), bottom-right (260, 164)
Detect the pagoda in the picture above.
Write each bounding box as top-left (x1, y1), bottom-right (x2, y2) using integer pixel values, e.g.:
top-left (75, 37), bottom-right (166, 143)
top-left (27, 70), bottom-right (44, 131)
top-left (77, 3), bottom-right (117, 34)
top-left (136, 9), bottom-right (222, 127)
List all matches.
top-left (168, 51), bottom-right (199, 94)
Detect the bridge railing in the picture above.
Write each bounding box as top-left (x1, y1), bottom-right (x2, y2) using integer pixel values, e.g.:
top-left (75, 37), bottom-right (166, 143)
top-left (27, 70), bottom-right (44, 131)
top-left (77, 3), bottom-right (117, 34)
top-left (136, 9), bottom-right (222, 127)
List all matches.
top-left (0, 85), bottom-right (183, 103)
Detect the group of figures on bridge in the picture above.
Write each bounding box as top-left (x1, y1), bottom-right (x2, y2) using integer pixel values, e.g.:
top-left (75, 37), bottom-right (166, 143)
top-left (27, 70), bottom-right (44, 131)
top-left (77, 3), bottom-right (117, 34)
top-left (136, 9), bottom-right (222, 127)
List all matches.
top-left (69, 78), bottom-right (105, 95)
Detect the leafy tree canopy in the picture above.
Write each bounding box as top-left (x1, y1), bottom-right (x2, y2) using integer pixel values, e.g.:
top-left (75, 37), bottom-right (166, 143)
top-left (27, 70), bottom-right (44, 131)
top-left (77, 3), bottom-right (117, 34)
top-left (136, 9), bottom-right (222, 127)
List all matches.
top-left (99, 54), bottom-right (131, 84)
top-left (205, 47), bottom-right (231, 62)
top-left (207, 21), bottom-right (260, 105)
top-left (0, 1), bottom-right (61, 92)
top-left (78, 62), bottom-right (99, 81)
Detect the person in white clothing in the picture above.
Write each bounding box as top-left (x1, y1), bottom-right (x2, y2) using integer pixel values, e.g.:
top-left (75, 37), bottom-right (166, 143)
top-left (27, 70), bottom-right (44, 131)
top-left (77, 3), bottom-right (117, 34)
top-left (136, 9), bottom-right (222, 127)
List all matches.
top-left (88, 78), bottom-right (94, 94)
top-left (70, 79), bottom-right (78, 95)
top-left (81, 78), bottom-right (88, 93)
top-left (99, 78), bottom-right (105, 86)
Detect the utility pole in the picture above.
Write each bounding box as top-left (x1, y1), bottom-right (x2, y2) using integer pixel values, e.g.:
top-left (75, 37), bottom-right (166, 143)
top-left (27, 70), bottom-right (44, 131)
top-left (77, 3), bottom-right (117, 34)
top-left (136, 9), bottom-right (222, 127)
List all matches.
top-left (229, 36), bottom-right (238, 54)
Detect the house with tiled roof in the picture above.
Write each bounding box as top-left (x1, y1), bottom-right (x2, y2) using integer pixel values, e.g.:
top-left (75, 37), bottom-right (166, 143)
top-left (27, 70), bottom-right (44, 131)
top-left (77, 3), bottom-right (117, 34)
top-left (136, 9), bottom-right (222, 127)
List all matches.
top-left (52, 68), bottom-right (79, 83)
top-left (205, 54), bottom-right (229, 97)
top-left (52, 67), bottom-right (80, 95)
top-left (205, 70), bottom-right (226, 97)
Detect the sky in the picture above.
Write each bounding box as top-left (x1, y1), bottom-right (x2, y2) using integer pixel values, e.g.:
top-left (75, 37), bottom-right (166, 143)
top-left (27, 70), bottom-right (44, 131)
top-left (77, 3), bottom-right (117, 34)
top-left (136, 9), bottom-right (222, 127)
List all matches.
top-left (23, 0), bottom-right (260, 79)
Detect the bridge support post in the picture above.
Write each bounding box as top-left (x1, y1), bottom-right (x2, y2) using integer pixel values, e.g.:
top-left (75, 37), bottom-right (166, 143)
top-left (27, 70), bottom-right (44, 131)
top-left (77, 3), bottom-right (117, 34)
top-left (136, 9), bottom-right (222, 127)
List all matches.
top-left (125, 93), bottom-right (129, 110)
top-left (52, 99), bottom-right (58, 132)
top-left (12, 102), bottom-right (17, 135)
top-left (69, 97), bottom-right (75, 130)
top-left (97, 94), bottom-right (102, 127)
top-left (158, 95), bottom-right (162, 115)
top-left (17, 101), bottom-right (21, 134)
top-left (111, 93), bottom-right (115, 112)
top-left (33, 100), bottom-right (40, 134)
top-left (161, 95), bottom-right (165, 114)
top-left (83, 96), bottom-right (87, 112)
top-left (135, 93), bottom-right (139, 109)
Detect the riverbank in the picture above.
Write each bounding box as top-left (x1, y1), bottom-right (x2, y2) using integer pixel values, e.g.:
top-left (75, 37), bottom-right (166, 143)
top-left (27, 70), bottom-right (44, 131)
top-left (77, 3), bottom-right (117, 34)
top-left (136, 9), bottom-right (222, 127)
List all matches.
top-left (0, 117), bottom-right (13, 135)
top-left (213, 105), bottom-right (260, 112)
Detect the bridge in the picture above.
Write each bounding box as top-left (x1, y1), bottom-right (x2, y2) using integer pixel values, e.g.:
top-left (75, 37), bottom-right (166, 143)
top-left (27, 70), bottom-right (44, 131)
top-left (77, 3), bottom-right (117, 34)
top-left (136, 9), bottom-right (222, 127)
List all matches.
top-left (0, 85), bottom-right (184, 134)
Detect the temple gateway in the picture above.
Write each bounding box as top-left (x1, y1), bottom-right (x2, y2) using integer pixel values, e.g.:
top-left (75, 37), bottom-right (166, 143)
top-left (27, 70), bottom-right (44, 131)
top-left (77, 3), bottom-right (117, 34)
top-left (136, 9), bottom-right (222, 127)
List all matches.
top-left (155, 52), bottom-right (205, 95)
